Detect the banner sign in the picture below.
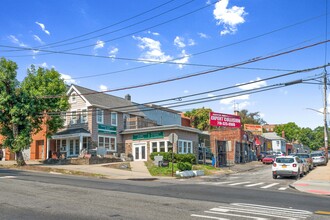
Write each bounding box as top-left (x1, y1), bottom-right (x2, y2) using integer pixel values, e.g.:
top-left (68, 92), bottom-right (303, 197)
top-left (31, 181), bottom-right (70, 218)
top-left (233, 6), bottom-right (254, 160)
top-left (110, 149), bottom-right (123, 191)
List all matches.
top-left (209, 112), bottom-right (241, 128)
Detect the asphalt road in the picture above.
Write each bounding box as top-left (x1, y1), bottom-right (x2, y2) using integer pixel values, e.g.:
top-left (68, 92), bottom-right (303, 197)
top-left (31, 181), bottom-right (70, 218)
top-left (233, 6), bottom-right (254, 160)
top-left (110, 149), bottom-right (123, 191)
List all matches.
top-left (0, 168), bottom-right (329, 220)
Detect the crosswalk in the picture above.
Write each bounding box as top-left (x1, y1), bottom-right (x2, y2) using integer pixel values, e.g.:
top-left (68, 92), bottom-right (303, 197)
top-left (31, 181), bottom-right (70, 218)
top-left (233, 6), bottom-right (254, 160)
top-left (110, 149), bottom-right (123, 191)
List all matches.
top-left (196, 181), bottom-right (289, 191)
top-left (191, 203), bottom-right (313, 220)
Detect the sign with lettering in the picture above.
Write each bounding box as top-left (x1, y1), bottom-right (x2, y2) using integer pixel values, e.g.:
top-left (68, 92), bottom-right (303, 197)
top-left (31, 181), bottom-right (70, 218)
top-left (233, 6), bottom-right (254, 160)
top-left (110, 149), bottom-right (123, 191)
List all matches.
top-left (133, 131), bottom-right (164, 140)
top-left (209, 112), bottom-right (241, 128)
top-left (98, 124), bottom-right (117, 134)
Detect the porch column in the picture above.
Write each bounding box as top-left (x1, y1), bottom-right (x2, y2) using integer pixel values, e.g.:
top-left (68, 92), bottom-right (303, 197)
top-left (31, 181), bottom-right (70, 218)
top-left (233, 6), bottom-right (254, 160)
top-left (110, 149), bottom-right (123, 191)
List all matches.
top-left (46, 138), bottom-right (50, 159)
top-left (79, 135), bottom-right (83, 154)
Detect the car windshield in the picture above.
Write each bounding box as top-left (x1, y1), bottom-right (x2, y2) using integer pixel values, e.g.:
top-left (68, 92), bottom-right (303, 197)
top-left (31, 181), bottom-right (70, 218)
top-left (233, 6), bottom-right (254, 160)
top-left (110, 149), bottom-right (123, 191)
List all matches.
top-left (311, 153), bottom-right (323, 157)
top-left (297, 154), bottom-right (309, 158)
top-left (276, 158), bottom-right (294, 163)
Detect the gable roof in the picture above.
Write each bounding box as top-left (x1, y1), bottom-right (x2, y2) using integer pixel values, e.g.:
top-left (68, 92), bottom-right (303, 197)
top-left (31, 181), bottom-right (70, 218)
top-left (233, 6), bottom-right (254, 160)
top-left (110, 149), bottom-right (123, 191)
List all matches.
top-left (70, 84), bottom-right (146, 117)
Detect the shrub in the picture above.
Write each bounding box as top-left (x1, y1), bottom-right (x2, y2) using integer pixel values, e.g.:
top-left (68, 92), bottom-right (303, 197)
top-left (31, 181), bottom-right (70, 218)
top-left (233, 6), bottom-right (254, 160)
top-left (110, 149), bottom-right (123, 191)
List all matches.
top-left (150, 152), bottom-right (175, 162)
top-left (175, 153), bottom-right (196, 164)
top-left (177, 162), bottom-right (192, 171)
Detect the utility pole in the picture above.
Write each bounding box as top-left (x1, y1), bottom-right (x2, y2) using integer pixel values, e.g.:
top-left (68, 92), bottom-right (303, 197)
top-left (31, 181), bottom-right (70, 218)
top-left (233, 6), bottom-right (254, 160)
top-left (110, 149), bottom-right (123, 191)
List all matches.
top-left (324, 70), bottom-right (329, 156)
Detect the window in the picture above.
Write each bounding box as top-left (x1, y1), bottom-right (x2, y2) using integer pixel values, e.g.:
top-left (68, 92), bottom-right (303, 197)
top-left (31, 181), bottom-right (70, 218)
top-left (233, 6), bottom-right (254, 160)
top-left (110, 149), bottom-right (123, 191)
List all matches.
top-left (167, 141), bottom-right (173, 152)
top-left (75, 140), bottom-right (80, 155)
top-left (71, 92), bottom-right (77, 103)
top-left (152, 142), bottom-right (157, 153)
top-left (61, 112), bottom-right (67, 125)
top-left (98, 136), bottom-right (116, 151)
top-left (96, 108), bottom-right (104, 124)
top-left (61, 140), bottom-right (67, 152)
top-left (71, 111), bottom-right (77, 124)
top-left (159, 141), bottom-right (165, 152)
top-left (111, 112), bottom-right (117, 126)
top-left (178, 140), bottom-right (193, 154)
top-left (83, 137), bottom-right (88, 149)
top-left (81, 109), bottom-right (88, 123)
top-left (150, 141), bottom-right (170, 153)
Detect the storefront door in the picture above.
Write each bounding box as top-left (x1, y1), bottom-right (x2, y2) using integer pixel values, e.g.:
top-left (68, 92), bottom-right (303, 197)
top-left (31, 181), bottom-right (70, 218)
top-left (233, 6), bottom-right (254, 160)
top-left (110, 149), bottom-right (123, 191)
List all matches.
top-left (133, 143), bottom-right (147, 161)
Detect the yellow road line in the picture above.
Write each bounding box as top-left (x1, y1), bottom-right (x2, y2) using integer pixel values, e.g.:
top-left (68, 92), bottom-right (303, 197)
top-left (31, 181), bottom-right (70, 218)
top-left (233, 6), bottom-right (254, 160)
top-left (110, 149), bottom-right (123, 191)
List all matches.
top-left (315, 211), bottom-right (330, 215)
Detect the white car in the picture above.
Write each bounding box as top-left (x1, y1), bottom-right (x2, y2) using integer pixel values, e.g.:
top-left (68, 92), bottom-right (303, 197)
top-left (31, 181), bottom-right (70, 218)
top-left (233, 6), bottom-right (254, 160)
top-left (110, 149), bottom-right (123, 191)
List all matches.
top-left (272, 156), bottom-right (304, 180)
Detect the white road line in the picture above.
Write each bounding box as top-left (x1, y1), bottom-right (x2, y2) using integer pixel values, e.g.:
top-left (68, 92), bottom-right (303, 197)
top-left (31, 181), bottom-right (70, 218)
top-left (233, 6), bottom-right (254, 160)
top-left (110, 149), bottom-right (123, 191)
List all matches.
top-left (191, 214), bottom-right (229, 220)
top-left (228, 181), bottom-right (251, 186)
top-left (245, 182), bottom-right (265, 187)
top-left (0, 176), bottom-right (16, 179)
top-left (232, 203), bottom-right (313, 215)
top-left (260, 183), bottom-right (279, 189)
top-left (278, 187), bottom-right (287, 190)
top-left (212, 206), bottom-right (310, 219)
top-left (211, 181), bottom-right (234, 185)
top-left (205, 210), bottom-right (268, 220)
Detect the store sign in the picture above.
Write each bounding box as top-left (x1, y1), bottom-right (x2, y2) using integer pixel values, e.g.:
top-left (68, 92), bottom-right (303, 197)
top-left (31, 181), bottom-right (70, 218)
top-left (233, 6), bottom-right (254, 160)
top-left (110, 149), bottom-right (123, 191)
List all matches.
top-left (133, 131), bottom-right (164, 140)
top-left (209, 112), bottom-right (241, 128)
top-left (244, 124), bottom-right (262, 132)
top-left (98, 124), bottom-right (117, 134)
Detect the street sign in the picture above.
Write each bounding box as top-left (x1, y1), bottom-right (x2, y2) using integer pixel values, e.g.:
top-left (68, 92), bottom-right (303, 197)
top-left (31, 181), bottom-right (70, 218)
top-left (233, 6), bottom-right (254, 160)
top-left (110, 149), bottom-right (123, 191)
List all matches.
top-left (168, 133), bottom-right (178, 144)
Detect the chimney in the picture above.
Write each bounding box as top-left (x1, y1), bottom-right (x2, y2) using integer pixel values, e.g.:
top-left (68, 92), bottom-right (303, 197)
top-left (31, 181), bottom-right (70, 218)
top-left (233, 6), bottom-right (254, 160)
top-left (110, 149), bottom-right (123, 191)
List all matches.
top-left (282, 130), bottom-right (285, 138)
top-left (125, 94), bottom-right (131, 101)
top-left (234, 110), bottom-right (239, 116)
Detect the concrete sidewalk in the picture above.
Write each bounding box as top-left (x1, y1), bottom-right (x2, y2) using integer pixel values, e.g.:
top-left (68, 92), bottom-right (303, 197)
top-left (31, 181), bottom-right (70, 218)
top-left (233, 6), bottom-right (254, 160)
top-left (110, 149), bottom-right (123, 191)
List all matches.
top-left (290, 162), bottom-right (330, 196)
top-left (0, 160), bottom-right (159, 180)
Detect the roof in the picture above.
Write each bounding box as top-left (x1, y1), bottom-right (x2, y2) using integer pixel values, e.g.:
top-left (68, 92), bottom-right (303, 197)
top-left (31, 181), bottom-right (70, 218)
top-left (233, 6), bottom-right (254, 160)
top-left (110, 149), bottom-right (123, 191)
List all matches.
top-left (121, 125), bottom-right (206, 135)
top-left (70, 84), bottom-right (146, 117)
top-left (52, 128), bottom-right (91, 139)
top-left (262, 132), bottom-right (286, 141)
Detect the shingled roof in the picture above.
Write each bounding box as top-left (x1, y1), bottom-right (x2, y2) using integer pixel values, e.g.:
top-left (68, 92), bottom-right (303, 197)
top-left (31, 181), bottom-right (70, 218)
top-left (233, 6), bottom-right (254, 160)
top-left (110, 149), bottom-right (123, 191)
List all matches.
top-left (71, 84), bottom-right (146, 117)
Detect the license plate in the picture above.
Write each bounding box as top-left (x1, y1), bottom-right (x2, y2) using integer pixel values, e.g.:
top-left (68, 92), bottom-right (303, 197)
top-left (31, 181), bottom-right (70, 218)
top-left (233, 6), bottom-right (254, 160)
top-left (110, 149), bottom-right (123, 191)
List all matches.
top-left (282, 165), bottom-right (287, 168)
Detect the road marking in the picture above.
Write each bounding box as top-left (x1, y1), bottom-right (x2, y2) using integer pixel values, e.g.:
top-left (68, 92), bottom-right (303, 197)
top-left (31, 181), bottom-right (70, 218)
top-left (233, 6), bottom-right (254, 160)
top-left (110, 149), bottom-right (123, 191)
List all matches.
top-left (315, 210), bottom-right (330, 215)
top-left (260, 183), bottom-right (279, 188)
top-left (211, 181), bottom-right (234, 185)
top-left (191, 214), bottom-right (229, 220)
top-left (232, 203), bottom-right (313, 215)
top-left (228, 181), bottom-right (251, 186)
top-left (0, 176), bottom-right (16, 179)
top-left (205, 210), bottom-right (268, 220)
top-left (278, 187), bottom-right (287, 190)
top-left (245, 182), bottom-right (265, 187)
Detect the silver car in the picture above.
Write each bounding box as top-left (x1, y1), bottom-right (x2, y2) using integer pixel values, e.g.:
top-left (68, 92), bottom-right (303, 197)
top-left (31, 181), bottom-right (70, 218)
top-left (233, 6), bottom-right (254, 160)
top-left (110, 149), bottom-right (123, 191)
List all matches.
top-left (311, 151), bottom-right (327, 166)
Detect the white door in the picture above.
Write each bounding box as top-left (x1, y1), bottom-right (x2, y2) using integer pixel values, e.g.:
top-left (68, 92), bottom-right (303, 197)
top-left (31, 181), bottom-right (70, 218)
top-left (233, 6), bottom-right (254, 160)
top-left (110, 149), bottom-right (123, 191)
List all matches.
top-left (133, 143), bottom-right (147, 161)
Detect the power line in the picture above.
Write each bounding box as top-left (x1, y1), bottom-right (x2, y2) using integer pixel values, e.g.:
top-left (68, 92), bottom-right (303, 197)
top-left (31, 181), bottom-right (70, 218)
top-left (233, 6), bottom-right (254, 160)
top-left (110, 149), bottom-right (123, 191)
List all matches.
top-left (38, 39), bottom-right (330, 98)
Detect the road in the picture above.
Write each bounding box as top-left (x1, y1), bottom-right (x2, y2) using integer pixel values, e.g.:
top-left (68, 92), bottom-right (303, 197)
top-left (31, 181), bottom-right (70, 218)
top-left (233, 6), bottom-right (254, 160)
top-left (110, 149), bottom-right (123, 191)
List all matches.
top-left (0, 167), bottom-right (329, 220)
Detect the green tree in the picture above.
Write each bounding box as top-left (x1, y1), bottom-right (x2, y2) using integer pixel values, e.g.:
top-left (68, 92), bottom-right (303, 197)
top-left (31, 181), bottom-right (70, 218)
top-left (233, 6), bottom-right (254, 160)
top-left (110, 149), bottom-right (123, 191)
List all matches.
top-left (274, 122), bottom-right (301, 143)
top-left (298, 127), bottom-right (314, 148)
top-left (237, 109), bottom-right (266, 127)
top-left (0, 58), bottom-right (69, 165)
top-left (184, 107), bottom-right (212, 131)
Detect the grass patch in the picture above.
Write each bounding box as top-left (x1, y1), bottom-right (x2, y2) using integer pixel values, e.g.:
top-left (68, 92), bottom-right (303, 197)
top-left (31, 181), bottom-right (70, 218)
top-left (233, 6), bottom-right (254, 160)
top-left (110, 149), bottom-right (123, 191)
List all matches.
top-left (145, 161), bottom-right (179, 176)
top-left (192, 164), bottom-right (221, 175)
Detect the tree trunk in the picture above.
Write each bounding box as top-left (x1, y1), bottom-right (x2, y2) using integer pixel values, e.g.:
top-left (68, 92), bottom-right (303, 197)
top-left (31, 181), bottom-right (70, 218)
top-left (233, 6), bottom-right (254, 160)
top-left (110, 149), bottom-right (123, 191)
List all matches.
top-left (15, 151), bottom-right (26, 166)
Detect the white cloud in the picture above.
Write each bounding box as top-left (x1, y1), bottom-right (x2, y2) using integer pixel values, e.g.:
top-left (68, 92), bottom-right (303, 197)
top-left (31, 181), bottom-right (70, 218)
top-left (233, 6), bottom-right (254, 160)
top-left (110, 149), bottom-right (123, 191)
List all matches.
top-left (188, 39), bottom-right (195, 46)
top-left (198, 32), bottom-right (210, 39)
top-left (133, 36), bottom-right (172, 63)
top-left (220, 94), bottom-right (249, 105)
top-left (184, 90), bottom-right (189, 94)
top-left (60, 73), bottom-right (77, 85)
top-left (173, 50), bottom-right (189, 69)
top-left (94, 40), bottom-right (105, 50)
top-left (109, 47), bottom-right (119, 59)
top-left (41, 62), bottom-right (48, 68)
top-left (206, 0), bottom-right (212, 5)
top-left (99, 85), bottom-right (108, 91)
top-left (174, 36), bottom-right (186, 48)
top-left (33, 35), bottom-right (44, 44)
top-left (8, 35), bottom-right (27, 47)
top-left (35, 21), bottom-right (50, 35)
top-left (237, 77), bottom-right (267, 90)
top-left (213, 0), bottom-right (247, 35)
top-left (147, 31), bottom-right (160, 36)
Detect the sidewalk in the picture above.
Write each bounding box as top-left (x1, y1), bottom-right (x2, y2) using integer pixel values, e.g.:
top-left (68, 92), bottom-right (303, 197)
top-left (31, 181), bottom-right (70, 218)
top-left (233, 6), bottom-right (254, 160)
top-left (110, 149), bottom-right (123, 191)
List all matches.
top-left (0, 160), bottom-right (159, 180)
top-left (290, 162), bottom-right (330, 196)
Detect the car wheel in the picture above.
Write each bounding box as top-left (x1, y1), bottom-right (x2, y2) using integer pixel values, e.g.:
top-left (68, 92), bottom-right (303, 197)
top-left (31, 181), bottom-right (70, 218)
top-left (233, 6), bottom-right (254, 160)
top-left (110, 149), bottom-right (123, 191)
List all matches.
top-left (273, 174), bottom-right (277, 179)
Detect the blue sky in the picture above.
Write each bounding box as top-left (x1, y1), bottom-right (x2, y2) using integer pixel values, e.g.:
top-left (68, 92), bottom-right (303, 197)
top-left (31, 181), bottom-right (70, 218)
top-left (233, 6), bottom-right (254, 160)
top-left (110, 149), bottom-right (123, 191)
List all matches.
top-left (1, 0), bottom-right (329, 129)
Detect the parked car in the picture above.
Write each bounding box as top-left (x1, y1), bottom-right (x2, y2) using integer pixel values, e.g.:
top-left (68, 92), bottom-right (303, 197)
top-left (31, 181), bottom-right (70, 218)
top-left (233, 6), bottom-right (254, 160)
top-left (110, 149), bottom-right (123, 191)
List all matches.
top-left (273, 151), bottom-right (286, 157)
top-left (300, 158), bottom-right (310, 175)
top-left (292, 153), bottom-right (313, 170)
top-left (257, 151), bottom-right (271, 161)
top-left (311, 151), bottom-right (327, 166)
top-left (262, 155), bottom-right (276, 164)
top-left (272, 156), bottom-right (304, 180)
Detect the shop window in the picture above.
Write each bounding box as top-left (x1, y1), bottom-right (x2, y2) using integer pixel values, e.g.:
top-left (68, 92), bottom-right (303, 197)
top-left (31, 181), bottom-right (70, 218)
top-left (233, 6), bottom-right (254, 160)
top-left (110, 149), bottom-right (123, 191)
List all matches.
top-left (159, 141), bottom-right (165, 152)
top-left (152, 142), bottom-right (157, 153)
top-left (98, 136), bottom-right (116, 151)
top-left (150, 141), bottom-right (170, 153)
top-left (61, 140), bottom-right (67, 152)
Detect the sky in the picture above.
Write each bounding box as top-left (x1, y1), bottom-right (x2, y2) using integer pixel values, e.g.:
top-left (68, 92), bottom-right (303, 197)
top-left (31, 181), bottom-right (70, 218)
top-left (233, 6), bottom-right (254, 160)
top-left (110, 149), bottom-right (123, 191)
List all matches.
top-left (0, 0), bottom-right (329, 129)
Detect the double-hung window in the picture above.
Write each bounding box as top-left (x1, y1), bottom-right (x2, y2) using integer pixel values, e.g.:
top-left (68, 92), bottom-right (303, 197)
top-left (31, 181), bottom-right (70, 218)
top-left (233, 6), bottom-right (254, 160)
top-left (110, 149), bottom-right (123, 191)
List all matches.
top-left (98, 136), bottom-right (116, 152)
top-left (81, 109), bottom-right (88, 123)
top-left (111, 112), bottom-right (117, 126)
top-left (71, 111), bottom-right (77, 124)
top-left (96, 108), bottom-right (104, 124)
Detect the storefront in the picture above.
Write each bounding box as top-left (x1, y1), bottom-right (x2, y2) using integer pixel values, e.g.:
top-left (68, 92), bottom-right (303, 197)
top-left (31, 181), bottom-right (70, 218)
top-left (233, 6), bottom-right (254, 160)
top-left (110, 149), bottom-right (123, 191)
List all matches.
top-left (121, 125), bottom-right (204, 162)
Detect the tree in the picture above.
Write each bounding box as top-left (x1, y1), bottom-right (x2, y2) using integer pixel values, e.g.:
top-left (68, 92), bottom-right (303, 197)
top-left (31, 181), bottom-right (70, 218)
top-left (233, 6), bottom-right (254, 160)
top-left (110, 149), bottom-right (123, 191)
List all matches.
top-left (237, 109), bottom-right (266, 127)
top-left (184, 107), bottom-right (212, 131)
top-left (274, 122), bottom-right (301, 143)
top-left (0, 58), bottom-right (69, 165)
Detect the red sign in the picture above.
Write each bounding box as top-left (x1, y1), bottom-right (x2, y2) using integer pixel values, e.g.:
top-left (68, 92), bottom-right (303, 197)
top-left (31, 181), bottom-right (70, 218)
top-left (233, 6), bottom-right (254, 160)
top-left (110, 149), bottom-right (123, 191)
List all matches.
top-left (209, 112), bottom-right (241, 128)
